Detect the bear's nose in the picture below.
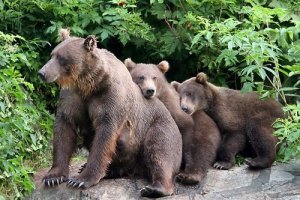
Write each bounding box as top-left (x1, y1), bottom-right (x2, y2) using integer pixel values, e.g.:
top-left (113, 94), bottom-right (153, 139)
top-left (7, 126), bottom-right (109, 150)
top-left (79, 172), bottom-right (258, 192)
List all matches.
top-left (38, 70), bottom-right (46, 81)
top-left (181, 105), bottom-right (189, 113)
top-left (146, 89), bottom-right (155, 96)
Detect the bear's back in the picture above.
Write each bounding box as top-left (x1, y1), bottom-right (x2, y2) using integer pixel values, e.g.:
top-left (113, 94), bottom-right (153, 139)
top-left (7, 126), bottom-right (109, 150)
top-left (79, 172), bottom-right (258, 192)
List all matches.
top-left (215, 87), bottom-right (283, 126)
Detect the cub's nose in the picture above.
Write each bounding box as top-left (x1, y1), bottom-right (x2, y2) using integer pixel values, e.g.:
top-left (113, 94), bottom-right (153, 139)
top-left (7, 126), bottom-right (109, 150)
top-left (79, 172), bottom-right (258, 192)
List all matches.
top-left (38, 70), bottom-right (46, 81)
top-left (146, 89), bottom-right (155, 96)
top-left (181, 105), bottom-right (189, 113)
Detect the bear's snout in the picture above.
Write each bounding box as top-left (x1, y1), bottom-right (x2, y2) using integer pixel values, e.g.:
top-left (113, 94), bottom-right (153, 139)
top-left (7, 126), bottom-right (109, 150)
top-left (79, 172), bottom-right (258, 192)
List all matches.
top-left (38, 70), bottom-right (46, 81)
top-left (144, 88), bottom-right (155, 99)
top-left (146, 89), bottom-right (155, 96)
top-left (181, 105), bottom-right (190, 114)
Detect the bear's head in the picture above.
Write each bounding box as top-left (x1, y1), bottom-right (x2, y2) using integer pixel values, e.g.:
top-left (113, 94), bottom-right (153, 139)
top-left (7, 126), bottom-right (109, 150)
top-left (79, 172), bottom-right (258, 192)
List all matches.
top-left (171, 72), bottom-right (212, 115)
top-left (38, 29), bottom-right (98, 89)
top-left (124, 58), bottom-right (169, 99)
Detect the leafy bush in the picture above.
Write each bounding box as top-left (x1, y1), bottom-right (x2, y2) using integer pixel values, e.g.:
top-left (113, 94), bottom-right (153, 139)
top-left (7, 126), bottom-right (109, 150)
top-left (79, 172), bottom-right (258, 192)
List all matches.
top-left (274, 103), bottom-right (300, 162)
top-left (0, 32), bottom-right (53, 199)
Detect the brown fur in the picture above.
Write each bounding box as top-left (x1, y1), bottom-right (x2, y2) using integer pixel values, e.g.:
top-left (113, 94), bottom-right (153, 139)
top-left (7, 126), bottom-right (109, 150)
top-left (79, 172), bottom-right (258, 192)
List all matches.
top-left (125, 59), bottom-right (221, 184)
top-left (172, 73), bottom-right (283, 170)
top-left (38, 31), bottom-right (182, 198)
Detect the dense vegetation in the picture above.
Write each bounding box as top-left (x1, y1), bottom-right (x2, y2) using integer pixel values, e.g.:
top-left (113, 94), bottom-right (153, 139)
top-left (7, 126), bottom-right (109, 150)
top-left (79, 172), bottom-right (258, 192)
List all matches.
top-left (0, 0), bottom-right (299, 199)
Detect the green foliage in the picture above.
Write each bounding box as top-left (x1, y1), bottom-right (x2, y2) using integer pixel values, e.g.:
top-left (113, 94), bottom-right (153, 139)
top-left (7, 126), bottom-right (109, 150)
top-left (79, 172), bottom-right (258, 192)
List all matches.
top-left (274, 103), bottom-right (300, 162)
top-left (0, 32), bottom-right (53, 199)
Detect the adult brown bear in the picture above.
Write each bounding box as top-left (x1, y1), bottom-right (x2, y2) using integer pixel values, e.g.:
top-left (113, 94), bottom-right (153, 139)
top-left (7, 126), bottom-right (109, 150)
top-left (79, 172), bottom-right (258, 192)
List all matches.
top-left (172, 72), bottom-right (283, 170)
top-left (38, 29), bottom-right (182, 198)
top-left (125, 59), bottom-right (221, 184)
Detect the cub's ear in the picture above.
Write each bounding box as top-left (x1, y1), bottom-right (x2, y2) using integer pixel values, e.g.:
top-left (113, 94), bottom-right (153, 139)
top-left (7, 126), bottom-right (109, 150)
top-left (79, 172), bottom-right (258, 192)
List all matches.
top-left (124, 58), bottom-right (136, 71)
top-left (171, 81), bottom-right (180, 91)
top-left (157, 61), bottom-right (169, 74)
top-left (59, 28), bottom-right (70, 41)
top-left (84, 35), bottom-right (97, 52)
top-left (195, 72), bottom-right (208, 84)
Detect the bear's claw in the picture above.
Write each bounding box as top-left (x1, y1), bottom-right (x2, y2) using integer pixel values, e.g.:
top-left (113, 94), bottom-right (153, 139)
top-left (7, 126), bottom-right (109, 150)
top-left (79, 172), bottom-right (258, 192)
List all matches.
top-left (245, 158), bottom-right (252, 166)
top-left (176, 173), bottom-right (201, 185)
top-left (67, 178), bottom-right (85, 189)
top-left (78, 163), bottom-right (86, 174)
top-left (213, 163), bottom-right (224, 170)
top-left (213, 161), bottom-right (233, 170)
top-left (141, 186), bottom-right (165, 198)
top-left (42, 176), bottom-right (65, 187)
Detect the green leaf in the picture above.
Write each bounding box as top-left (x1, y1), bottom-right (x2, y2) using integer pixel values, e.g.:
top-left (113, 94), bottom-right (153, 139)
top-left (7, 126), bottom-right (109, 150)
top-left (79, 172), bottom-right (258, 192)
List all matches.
top-left (241, 82), bottom-right (254, 93)
top-left (258, 67), bottom-right (267, 80)
top-left (191, 33), bottom-right (201, 47)
top-left (100, 30), bottom-right (109, 41)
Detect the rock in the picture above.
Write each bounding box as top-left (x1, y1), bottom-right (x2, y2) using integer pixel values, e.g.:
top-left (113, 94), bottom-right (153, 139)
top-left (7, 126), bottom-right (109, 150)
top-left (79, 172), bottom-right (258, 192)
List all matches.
top-left (27, 160), bottom-right (300, 200)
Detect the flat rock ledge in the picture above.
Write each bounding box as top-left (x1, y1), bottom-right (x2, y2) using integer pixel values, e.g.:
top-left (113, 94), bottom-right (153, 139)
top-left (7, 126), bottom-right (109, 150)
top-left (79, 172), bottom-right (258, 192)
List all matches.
top-left (28, 160), bottom-right (300, 200)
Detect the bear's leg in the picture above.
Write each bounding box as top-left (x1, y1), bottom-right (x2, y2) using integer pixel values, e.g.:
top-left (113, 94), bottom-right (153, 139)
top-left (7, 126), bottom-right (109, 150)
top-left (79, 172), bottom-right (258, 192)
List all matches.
top-left (245, 126), bottom-right (277, 168)
top-left (141, 126), bottom-right (179, 198)
top-left (67, 123), bottom-right (120, 189)
top-left (176, 152), bottom-right (206, 185)
top-left (214, 133), bottom-right (246, 170)
top-left (43, 119), bottom-right (77, 186)
top-left (177, 135), bottom-right (212, 184)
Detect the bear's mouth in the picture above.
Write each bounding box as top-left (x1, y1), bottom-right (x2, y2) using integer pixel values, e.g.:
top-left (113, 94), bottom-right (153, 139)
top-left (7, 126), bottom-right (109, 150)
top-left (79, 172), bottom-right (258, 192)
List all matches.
top-left (144, 94), bottom-right (154, 99)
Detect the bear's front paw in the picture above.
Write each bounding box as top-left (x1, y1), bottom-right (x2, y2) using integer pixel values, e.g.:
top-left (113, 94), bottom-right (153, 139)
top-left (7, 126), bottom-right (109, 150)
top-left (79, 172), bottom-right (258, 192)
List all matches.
top-left (213, 161), bottom-right (233, 170)
top-left (176, 172), bottom-right (203, 185)
top-left (42, 167), bottom-right (68, 187)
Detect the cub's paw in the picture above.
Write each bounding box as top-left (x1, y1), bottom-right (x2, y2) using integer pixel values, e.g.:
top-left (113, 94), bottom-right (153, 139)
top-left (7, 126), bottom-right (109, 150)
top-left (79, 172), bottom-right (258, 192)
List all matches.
top-left (42, 175), bottom-right (67, 187)
top-left (141, 185), bottom-right (167, 198)
top-left (245, 157), bottom-right (269, 169)
top-left (176, 172), bottom-right (202, 185)
top-left (213, 162), bottom-right (233, 170)
top-left (140, 181), bottom-right (173, 198)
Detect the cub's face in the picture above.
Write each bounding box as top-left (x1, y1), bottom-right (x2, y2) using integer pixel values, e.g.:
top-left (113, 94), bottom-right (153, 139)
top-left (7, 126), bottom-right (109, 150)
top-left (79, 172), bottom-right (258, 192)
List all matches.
top-left (125, 59), bottom-right (169, 99)
top-left (172, 73), bottom-right (210, 115)
top-left (38, 31), bottom-right (97, 88)
top-left (130, 65), bottom-right (161, 99)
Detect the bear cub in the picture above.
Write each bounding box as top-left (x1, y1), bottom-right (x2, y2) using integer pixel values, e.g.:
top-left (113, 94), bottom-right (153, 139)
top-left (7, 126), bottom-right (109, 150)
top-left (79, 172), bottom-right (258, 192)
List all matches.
top-left (125, 59), bottom-right (221, 184)
top-left (172, 72), bottom-right (283, 170)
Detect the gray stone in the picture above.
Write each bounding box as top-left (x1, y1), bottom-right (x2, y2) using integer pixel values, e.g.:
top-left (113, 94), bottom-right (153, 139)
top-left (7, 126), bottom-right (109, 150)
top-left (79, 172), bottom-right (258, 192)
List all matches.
top-left (27, 160), bottom-right (300, 200)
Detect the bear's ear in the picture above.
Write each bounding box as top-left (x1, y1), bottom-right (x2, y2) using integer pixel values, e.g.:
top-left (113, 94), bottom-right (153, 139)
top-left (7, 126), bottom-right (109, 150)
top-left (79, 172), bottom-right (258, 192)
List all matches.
top-left (195, 72), bottom-right (208, 84)
top-left (157, 61), bottom-right (169, 74)
top-left (84, 35), bottom-right (97, 52)
top-left (59, 28), bottom-right (70, 41)
top-left (124, 58), bottom-right (136, 71)
top-left (171, 81), bottom-right (180, 91)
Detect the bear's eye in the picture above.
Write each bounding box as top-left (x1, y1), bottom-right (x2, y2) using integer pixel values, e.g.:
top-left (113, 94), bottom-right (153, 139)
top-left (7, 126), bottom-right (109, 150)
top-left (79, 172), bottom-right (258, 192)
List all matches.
top-left (57, 54), bottom-right (69, 66)
top-left (186, 92), bottom-right (192, 97)
top-left (139, 76), bottom-right (145, 81)
top-left (153, 77), bottom-right (157, 81)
